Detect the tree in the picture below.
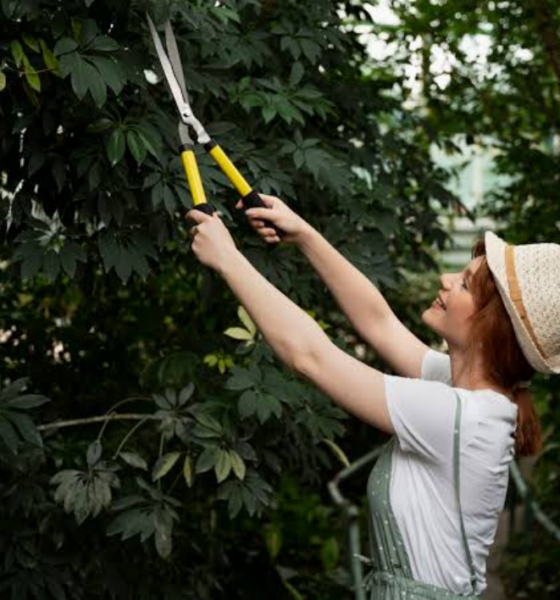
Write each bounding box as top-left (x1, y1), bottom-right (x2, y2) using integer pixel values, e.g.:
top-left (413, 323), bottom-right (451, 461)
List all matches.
top-left (0, 1), bottom-right (453, 597)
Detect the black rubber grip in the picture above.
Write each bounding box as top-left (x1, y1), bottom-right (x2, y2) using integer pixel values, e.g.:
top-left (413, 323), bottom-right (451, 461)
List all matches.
top-left (203, 140), bottom-right (218, 152)
top-left (242, 190), bottom-right (283, 239)
top-left (194, 203), bottom-right (215, 215)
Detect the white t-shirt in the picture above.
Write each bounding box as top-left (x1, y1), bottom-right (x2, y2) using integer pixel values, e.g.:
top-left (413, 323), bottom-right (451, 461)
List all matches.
top-left (384, 350), bottom-right (517, 595)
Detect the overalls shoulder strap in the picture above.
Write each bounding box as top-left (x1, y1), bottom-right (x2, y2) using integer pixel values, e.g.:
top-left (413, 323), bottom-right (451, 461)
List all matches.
top-left (453, 392), bottom-right (478, 596)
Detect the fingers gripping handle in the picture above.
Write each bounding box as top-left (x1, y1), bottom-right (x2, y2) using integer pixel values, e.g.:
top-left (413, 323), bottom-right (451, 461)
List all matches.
top-left (241, 190), bottom-right (282, 237)
top-left (206, 143), bottom-right (283, 238)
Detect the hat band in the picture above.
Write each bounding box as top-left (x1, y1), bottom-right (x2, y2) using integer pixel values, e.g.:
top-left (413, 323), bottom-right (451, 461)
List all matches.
top-left (505, 244), bottom-right (548, 359)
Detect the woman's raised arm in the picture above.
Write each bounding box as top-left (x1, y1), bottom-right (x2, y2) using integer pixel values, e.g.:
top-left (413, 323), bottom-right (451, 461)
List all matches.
top-left (242, 195), bottom-right (430, 378)
top-left (187, 209), bottom-right (394, 434)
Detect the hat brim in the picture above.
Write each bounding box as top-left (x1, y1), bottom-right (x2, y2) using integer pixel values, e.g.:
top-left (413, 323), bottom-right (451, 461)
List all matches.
top-left (484, 231), bottom-right (556, 375)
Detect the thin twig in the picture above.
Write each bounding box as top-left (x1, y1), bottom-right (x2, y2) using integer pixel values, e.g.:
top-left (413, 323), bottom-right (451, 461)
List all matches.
top-left (112, 415), bottom-right (154, 459)
top-left (37, 413), bottom-right (157, 432)
top-left (97, 396), bottom-right (151, 440)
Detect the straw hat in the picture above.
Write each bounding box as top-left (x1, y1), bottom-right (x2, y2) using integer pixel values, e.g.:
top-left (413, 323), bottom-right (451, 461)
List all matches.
top-left (485, 232), bottom-right (560, 375)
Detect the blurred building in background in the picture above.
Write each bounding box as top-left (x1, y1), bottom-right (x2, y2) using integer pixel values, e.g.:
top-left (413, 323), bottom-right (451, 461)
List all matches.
top-left (432, 141), bottom-right (509, 269)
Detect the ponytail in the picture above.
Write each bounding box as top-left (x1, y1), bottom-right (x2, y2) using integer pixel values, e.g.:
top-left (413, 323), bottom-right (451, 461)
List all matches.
top-left (513, 387), bottom-right (542, 456)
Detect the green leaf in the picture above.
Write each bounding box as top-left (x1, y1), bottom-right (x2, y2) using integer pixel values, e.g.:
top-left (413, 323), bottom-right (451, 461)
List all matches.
top-left (10, 40), bottom-right (24, 67)
top-left (238, 306), bottom-right (257, 336)
top-left (0, 72), bottom-right (6, 92)
top-left (40, 43), bottom-right (60, 75)
top-left (281, 36), bottom-right (301, 59)
top-left (178, 383), bottom-right (194, 406)
top-left (152, 452), bottom-right (181, 481)
top-left (240, 92), bottom-right (264, 110)
top-left (238, 389), bottom-right (258, 419)
top-left (81, 18), bottom-right (98, 44)
top-left (86, 59), bottom-right (107, 107)
top-left (43, 251), bottom-right (60, 280)
top-left (154, 515), bottom-right (173, 558)
top-left (320, 537), bottom-right (340, 571)
top-left (89, 36), bottom-right (119, 52)
top-left (115, 243), bottom-right (132, 283)
top-left (119, 451), bottom-right (148, 470)
top-left (57, 50), bottom-right (78, 78)
top-left (91, 56), bottom-right (124, 95)
top-left (23, 55), bottom-right (41, 92)
top-left (70, 55), bottom-right (90, 99)
top-left (212, 5), bottom-right (241, 23)
top-left (98, 231), bottom-right (119, 271)
top-left (264, 524), bottom-right (282, 560)
top-left (54, 38), bottom-right (79, 56)
top-left (289, 61), bottom-right (304, 87)
top-left (6, 393), bottom-right (49, 409)
top-left (135, 128), bottom-right (160, 158)
top-left (218, 481), bottom-right (243, 518)
top-left (6, 411), bottom-right (42, 448)
top-left (111, 495), bottom-right (144, 512)
top-left (22, 33), bottom-right (40, 52)
top-left (127, 130), bottom-right (147, 164)
top-left (256, 393), bottom-right (282, 424)
top-left (183, 454), bottom-right (194, 487)
top-left (143, 172), bottom-right (161, 188)
top-left (20, 251), bottom-right (42, 280)
top-left (300, 39), bottom-right (321, 64)
top-left (59, 249), bottom-right (76, 277)
top-left (59, 241), bottom-right (85, 278)
top-left (52, 470), bottom-right (81, 512)
top-left (106, 129), bottom-right (126, 166)
top-left (0, 377), bottom-right (29, 401)
top-left (225, 367), bottom-right (256, 391)
top-left (162, 185), bottom-right (176, 214)
top-left (107, 507), bottom-right (155, 541)
top-left (163, 388), bottom-right (177, 406)
top-left (87, 440), bottom-right (102, 466)
top-left (277, 102), bottom-right (304, 125)
top-left (229, 450), bottom-right (246, 480)
top-left (214, 449), bottom-right (232, 483)
top-left (195, 446), bottom-right (219, 473)
top-left (262, 104), bottom-right (276, 123)
top-left (224, 327), bottom-right (253, 341)
top-left (0, 415), bottom-right (19, 452)
top-left (193, 413), bottom-right (222, 435)
top-left (86, 118), bottom-right (113, 133)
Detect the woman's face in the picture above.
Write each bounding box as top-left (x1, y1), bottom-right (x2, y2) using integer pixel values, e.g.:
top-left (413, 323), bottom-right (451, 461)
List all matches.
top-left (422, 256), bottom-right (485, 349)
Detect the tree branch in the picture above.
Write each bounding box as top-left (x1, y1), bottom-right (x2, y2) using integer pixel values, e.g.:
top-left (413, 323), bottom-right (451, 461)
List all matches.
top-left (38, 413), bottom-right (157, 432)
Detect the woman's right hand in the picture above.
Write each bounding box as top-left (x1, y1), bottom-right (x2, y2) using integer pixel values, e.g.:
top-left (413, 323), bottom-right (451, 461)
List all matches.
top-left (236, 194), bottom-right (311, 245)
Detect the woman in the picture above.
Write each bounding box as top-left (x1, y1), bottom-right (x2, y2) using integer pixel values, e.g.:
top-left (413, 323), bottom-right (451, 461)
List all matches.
top-left (187, 195), bottom-right (559, 598)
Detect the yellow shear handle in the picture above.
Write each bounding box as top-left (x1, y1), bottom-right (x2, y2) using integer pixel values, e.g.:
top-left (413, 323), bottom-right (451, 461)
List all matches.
top-left (181, 148), bottom-right (207, 206)
top-left (208, 145), bottom-right (252, 197)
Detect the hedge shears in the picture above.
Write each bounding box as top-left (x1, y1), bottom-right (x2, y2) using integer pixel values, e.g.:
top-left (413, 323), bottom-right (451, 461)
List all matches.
top-left (146, 16), bottom-right (282, 236)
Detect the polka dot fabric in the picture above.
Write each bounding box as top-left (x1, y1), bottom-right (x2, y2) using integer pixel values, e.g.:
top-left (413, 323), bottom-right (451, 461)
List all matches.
top-left (362, 430), bottom-right (479, 597)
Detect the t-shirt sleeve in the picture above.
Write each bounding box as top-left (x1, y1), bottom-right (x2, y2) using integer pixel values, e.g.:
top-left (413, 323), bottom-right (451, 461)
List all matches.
top-left (385, 373), bottom-right (457, 462)
top-left (421, 349), bottom-right (452, 384)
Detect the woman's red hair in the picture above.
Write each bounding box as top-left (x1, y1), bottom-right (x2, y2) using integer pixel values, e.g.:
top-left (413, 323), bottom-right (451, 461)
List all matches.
top-left (467, 239), bottom-right (542, 456)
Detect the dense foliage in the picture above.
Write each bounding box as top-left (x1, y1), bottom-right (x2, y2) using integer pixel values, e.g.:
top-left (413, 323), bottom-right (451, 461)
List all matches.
top-left (0, 0), bottom-right (452, 597)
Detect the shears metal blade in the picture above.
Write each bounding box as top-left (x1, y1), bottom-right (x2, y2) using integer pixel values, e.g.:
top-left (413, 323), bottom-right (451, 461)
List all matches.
top-left (146, 14), bottom-right (283, 234)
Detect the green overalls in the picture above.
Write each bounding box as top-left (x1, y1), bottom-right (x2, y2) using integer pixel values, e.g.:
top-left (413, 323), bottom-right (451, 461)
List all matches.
top-left (361, 394), bottom-right (479, 599)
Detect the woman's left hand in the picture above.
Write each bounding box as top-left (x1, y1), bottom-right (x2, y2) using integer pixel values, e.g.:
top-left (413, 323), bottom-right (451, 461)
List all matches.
top-left (186, 209), bottom-right (238, 273)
